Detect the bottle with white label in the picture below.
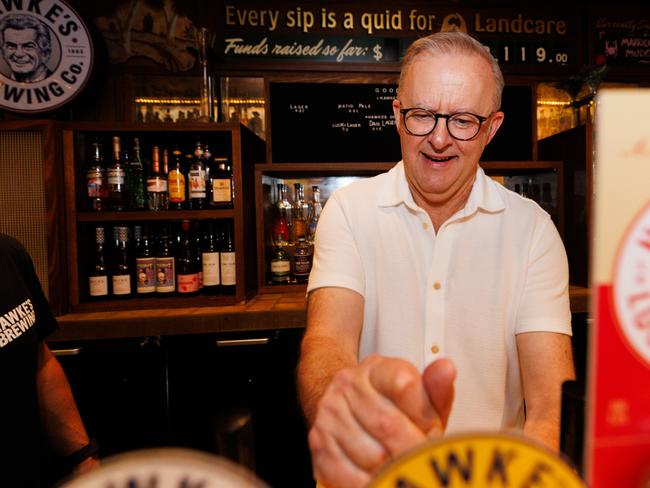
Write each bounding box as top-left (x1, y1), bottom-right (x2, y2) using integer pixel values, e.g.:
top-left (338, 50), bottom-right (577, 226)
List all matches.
top-left (209, 157), bottom-right (233, 209)
top-left (108, 136), bottom-right (128, 211)
top-left (147, 146), bottom-right (169, 210)
top-left (220, 220), bottom-right (236, 295)
top-left (89, 226), bottom-right (109, 298)
top-left (111, 226), bottom-right (132, 297)
top-left (270, 235), bottom-right (291, 284)
top-left (202, 221), bottom-right (220, 295)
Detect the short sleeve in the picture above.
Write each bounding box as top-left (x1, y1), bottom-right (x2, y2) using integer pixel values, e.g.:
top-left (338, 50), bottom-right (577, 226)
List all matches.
top-left (515, 218), bottom-right (572, 335)
top-left (307, 192), bottom-right (365, 296)
top-left (2, 235), bottom-right (58, 340)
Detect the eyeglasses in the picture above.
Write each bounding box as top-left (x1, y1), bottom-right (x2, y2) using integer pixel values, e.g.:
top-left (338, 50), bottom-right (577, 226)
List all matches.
top-left (399, 107), bottom-right (492, 141)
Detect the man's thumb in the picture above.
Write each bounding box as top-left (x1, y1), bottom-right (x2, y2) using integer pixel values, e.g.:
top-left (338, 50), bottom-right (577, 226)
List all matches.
top-left (422, 358), bottom-right (456, 436)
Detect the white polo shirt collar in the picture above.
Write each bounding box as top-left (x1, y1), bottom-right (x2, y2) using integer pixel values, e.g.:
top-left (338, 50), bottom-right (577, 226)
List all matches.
top-left (377, 161), bottom-right (506, 218)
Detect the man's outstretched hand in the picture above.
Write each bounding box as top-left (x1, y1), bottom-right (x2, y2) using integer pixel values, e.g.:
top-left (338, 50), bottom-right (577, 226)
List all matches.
top-left (308, 355), bottom-right (456, 488)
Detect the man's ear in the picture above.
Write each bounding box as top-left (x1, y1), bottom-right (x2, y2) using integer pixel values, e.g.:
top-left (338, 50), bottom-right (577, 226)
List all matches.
top-left (485, 111), bottom-right (505, 145)
top-left (392, 99), bottom-right (402, 132)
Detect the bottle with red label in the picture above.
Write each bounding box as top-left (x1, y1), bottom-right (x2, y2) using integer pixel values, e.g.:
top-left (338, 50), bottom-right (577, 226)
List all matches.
top-left (176, 219), bottom-right (200, 295)
top-left (272, 183), bottom-right (291, 246)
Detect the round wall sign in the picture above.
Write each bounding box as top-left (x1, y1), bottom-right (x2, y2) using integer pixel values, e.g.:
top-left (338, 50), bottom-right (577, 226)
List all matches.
top-left (0, 0), bottom-right (93, 113)
top-left (613, 203), bottom-right (650, 367)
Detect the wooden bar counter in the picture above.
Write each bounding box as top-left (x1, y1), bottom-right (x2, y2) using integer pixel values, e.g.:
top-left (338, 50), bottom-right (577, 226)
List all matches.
top-left (51, 286), bottom-right (590, 341)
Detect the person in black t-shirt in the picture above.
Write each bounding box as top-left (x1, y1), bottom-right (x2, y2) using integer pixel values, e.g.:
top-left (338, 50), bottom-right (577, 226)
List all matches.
top-left (0, 233), bottom-right (99, 486)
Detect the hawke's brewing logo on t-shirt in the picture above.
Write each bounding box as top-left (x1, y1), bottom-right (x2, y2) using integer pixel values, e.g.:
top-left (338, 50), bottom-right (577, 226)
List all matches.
top-left (0, 298), bottom-right (37, 348)
top-left (0, 0), bottom-right (93, 113)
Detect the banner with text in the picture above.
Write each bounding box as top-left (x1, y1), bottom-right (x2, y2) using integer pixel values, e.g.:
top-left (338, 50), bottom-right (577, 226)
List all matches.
top-left (217, 4), bottom-right (579, 71)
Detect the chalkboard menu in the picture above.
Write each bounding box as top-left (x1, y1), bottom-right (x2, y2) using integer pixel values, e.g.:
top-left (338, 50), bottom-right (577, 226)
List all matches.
top-left (270, 82), bottom-right (532, 163)
top-left (594, 14), bottom-right (650, 67)
top-left (270, 82), bottom-right (401, 163)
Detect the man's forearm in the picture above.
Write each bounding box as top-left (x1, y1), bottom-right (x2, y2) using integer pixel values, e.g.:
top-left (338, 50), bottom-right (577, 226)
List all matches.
top-left (37, 344), bottom-right (91, 457)
top-left (297, 334), bottom-right (358, 426)
top-left (523, 417), bottom-right (560, 452)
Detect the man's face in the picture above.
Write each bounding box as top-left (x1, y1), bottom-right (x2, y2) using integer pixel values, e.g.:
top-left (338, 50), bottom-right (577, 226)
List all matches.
top-left (392, 52), bottom-right (504, 207)
top-left (1, 27), bottom-right (46, 77)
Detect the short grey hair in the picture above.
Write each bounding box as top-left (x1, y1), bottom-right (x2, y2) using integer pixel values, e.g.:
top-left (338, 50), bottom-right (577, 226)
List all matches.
top-left (0, 14), bottom-right (52, 59)
top-left (399, 31), bottom-right (504, 112)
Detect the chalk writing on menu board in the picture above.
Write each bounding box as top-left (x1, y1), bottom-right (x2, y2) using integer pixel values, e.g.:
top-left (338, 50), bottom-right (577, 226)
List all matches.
top-left (596, 16), bottom-right (650, 66)
top-left (271, 83), bottom-right (401, 162)
top-left (271, 82), bottom-right (533, 163)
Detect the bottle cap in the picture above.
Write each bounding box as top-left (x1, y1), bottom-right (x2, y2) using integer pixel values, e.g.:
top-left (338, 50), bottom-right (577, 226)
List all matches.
top-left (95, 227), bottom-right (105, 244)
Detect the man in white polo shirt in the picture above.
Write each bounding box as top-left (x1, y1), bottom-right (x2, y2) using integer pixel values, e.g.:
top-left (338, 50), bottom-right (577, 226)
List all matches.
top-left (297, 31), bottom-right (575, 488)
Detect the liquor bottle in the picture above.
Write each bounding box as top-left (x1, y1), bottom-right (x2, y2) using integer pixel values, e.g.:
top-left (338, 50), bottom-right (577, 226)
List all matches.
top-left (293, 236), bottom-right (313, 283)
top-left (220, 220), bottom-right (236, 294)
top-left (291, 183), bottom-right (311, 243)
top-left (209, 157), bottom-right (233, 209)
top-left (188, 141), bottom-right (207, 209)
top-left (203, 144), bottom-right (212, 203)
top-left (112, 226), bottom-right (132, 296)
top-left (85, 140), bottom-right (108, 211)
top-left (135, 225), bottom-right (156, 296)
top-left (307, 185), bottom-right (322, 244)
top-left (127, 137), bottom-right (146, 210)
top-left (147, 146), bottom-right (169, 210)
top-left (155, 228), bottom-right (176, 295)
top-left (108, 136), bottom-right (128, 211)
top-left (269, 236), bottom-right (291, 284)
top-left (192, 220), bottom-right (203, 289)
top-left (273, 183), bottom-right (291, 246)
top-left (176, 219), bottom-right (200, 295)
top-left (201, 221), bottom-right (221, 294)
top-left (162, 148), bottom-right (170, 175)
top-left (168, 147), bottom-right (186, 210)
top-left (88, 226), bottom-right (109, 298)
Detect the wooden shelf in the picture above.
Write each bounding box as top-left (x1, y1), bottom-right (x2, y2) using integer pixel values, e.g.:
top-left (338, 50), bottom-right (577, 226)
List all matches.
top-left (70, 293), bottom-right (241, 312)
top-left (63, 122), bottom-right (265, 311)
top-left (77, 209), bottom-right (235, 222)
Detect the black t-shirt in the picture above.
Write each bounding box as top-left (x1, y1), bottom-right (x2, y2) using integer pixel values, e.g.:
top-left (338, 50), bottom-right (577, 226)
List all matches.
top-left (0, 234), bottom-right (57, 486)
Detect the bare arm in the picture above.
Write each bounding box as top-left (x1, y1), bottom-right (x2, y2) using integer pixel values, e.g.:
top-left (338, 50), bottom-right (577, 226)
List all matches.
top-left (298, 287), bottom-right (455, 487)
top-left (37, 343), bottom-right (99, 474)
top-left (298, 286), bottom-right (364, 425)
top-left (517, 331), bottom-right (575, 451)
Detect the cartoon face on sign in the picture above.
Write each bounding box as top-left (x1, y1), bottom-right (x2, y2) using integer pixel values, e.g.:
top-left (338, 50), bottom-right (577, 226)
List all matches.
top-left (0, 14), bottom-right (59, 82)
top-left (0, 0), bottom-right (93, 113)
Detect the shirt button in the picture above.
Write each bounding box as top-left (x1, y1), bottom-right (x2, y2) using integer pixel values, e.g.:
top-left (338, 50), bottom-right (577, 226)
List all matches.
top-left (431, 344), bottom-right (440, 354)
top-left (433, 282), bottom-right (441, 290)
top-left (422, 222), bottom-right (429, 230)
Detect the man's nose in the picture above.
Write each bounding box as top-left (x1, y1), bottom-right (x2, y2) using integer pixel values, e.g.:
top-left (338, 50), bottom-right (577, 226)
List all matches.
top-left (426, 118), bottom-right (453, 148)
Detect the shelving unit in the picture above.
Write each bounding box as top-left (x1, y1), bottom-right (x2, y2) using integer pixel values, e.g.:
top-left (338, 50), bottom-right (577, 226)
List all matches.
top-left (255, 162), bottom-right (395, 293)
top-left (63, 122), bottom-right (265, 311)
top-left (255, 161), bottom-right (564, 294)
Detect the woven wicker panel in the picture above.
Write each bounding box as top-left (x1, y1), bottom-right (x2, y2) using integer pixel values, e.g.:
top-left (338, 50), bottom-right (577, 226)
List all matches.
top-left (0, 130), bottom-right (50, 298)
